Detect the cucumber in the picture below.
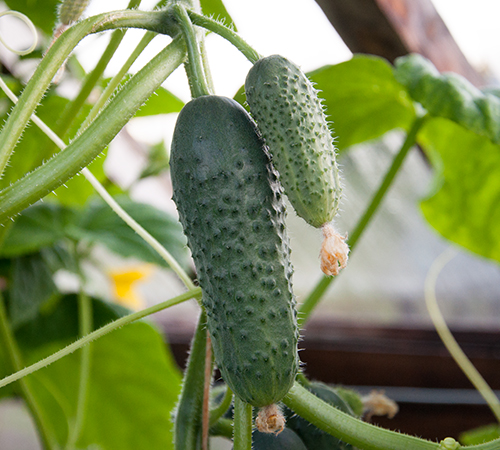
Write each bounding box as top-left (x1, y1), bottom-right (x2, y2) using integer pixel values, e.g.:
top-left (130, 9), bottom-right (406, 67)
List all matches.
top-left (245, 55), bottom-right (341, 229)
top-left (245, 55), bottom-right (348, 276)
top-left (285, 382), bottom-right (355, 450)
top-left (170, 95), bottom-right (299, 407)
top-left (252, 428), bottom-right (307, 450)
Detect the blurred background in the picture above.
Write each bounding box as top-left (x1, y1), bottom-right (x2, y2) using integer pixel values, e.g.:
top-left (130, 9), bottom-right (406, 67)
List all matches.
top-left (1, 0), bottom-right (500, 447)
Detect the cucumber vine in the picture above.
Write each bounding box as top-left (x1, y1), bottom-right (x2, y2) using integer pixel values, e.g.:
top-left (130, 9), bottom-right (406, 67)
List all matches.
top-left (0, 1), bottom-right (499, 450)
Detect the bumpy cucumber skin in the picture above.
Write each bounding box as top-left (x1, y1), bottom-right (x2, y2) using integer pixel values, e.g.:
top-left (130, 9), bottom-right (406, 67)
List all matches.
top-left (245, 55), bottom-right (341, 229)
top-left (170, 95), bottom-right (299, 407)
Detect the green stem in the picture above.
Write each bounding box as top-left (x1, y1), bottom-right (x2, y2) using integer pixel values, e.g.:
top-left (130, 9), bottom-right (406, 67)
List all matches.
top-left (425, 247), bottom-right (500, 423)
top-left (0, 9), bottom-right (178, 179)
top-left (233, 396), bottom-right (252, 450)
top-left (187, 10), bottom-right (261, 64)
top-left (0, 292), bottom-right (58, 450)
top-left (284, 382), bottom-right (437, 450)
top-left (0, 287), bottom-right (201, 391)
top-left (0, 35), bottom-right (186, 223)
top-left (173, 4), bottom-right (211, 97)
top-left (65, 289), bottom-right (93, 449)
top-left (298, 114), bottom-right (427, 327)
top-left (209, 385), bottom-right (233, 427)
top-left (174, 310), bottom-right (210, 450)
top-left (209, 418), bottom-right (233, 439)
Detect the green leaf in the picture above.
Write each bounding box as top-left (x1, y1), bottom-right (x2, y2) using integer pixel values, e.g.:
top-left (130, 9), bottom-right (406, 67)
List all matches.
top-left (0, 203), bottom-right (75, 258)
top-left (419, 117), bottom-right (500, 263)
top-left (15, 295), bottom-right (182, 449)
top-left (308, 55), bottom-right (415, 151)
top-left (200, 0), bottom-right (237, 31)
top-left (4, 0), bottom-right (60, 35)
top-left (9, 253), bottom-right (58, 328)
top-left (394, 53), bottom-right (500, 144)
top-left (459, 424), bottom-right (500, 446)
top-left (78, 197), bottom-right (189, 269)
top-left (134, 86), bottom-right (184, 117)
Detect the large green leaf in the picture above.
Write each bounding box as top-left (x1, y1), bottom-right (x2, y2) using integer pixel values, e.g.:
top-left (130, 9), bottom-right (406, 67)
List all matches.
top-left (0, 203), bottom-right (75, 258)
top-left (394, 53), bottom-right (500, 144)
top-left (78, 197), bottom-right (189, 269)
top-left (4, 0), bottom-right (60, 35)
top-left (14, 295), bottom-right (182, 449)
top-left (418, 117), bottom-right (500, 263)
top-left (308, 55), bottom-right (415, 151)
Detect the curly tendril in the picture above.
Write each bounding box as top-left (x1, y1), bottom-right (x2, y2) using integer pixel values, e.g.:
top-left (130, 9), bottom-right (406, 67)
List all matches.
top-left (0, 10), bottom-right (38, 55)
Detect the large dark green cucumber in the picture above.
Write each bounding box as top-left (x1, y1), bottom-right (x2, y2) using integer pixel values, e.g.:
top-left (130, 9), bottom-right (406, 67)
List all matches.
top-left (170, 95), bottom-right (299, 407)
top-left (245, 55), bottom-right (341, 229)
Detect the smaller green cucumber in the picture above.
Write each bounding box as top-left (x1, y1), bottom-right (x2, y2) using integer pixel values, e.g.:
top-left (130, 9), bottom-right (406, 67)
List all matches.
top-left (245, 55), bottom-right (349, 276)
top-left (245, 54), bottom-right (341, 229)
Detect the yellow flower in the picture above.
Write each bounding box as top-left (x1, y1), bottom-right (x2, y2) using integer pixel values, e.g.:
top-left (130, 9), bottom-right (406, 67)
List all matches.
top-left (108, 265), bottom-right (153, 310)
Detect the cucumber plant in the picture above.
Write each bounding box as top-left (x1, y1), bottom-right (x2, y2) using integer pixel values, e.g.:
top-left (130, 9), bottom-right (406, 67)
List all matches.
top-left (0, 1), bottom-right (499, 450)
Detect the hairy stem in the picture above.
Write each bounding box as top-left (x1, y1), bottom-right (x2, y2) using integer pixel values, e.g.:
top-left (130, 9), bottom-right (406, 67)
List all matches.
top-left (187, 10), bottom-right (261, 64)
top-left (202, 334), bottom-right (213, 450)
top-left (284, 382), bottom-right (437, 450)
top-left (298, 114), bottom-right (427, 327)
top-left (173, 4), bottom-right (211, 98)
top-left (233, 396), bottom-right (252, 450)
top-left (0, 287), bottom-right (201, 390)
top-left (174, 310), bottom-right (210, 450)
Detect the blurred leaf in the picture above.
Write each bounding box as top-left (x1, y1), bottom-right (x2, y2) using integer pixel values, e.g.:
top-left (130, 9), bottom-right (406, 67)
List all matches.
top-left (9, 253), bottom-right (58, 328)
top-left (419, 117), bottom-right (500, 263)
top-left (459, 424), bottom-right (500, 446)
top-left (78, 197), bottom-right (189, 269)
top-left (15, 295), bottom-right (182, 449)
top-left (134, 86), bottom-right (184, 117)
top-left (307, 55), bottom-right (415, 151)
top-left (394, 53), bottom-right (500, 144)
top-left (4, 0), bottom-right (60, 35)
top-left (0, 203), bottom-right (76, 258)
top-left (200, 0), bottom-right (237, 31)
top-left (139, 141), bottom-right (170, 179)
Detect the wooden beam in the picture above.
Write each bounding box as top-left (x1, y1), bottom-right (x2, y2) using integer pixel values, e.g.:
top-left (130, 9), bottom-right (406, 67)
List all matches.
top-left (315, 0), bottom-right (484, 86)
